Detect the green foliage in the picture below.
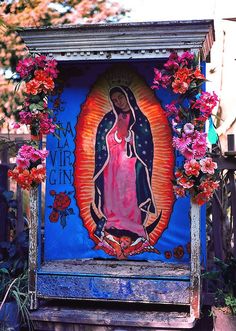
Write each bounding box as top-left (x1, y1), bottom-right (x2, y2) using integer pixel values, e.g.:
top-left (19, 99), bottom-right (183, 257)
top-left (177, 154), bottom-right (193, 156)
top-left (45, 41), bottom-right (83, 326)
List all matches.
top-left (203, 256), bottom-right (236, 315)
top-left (0, 230), bottom-right (33, 329)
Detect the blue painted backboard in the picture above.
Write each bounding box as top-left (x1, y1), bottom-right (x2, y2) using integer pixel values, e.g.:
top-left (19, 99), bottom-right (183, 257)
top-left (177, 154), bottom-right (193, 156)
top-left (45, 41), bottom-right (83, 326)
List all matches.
top-left (44, 60), bottom-right (206, 264)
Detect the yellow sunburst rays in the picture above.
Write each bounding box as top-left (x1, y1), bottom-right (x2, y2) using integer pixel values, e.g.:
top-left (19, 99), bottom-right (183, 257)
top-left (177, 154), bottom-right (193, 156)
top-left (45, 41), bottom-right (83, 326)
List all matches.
top-left (74, 66), bottom-right (175, 246)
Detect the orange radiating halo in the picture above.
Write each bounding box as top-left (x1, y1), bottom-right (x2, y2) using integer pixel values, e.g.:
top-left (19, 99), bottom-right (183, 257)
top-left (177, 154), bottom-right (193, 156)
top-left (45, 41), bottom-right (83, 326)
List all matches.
top-left (74, 65), bottom-right (175, 247)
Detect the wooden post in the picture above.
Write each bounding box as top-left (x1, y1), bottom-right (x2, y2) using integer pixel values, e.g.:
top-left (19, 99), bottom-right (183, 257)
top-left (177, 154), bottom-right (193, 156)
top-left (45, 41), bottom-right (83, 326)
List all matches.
top-left (190, 201), bottom-right (201, 319)
top-left (29, 187), bottom-right (39, 310)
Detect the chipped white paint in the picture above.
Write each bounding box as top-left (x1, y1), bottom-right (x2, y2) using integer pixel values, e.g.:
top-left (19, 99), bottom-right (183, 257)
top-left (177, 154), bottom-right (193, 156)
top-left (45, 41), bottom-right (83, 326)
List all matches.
top-left (190, 201), bottom-right (201, 319)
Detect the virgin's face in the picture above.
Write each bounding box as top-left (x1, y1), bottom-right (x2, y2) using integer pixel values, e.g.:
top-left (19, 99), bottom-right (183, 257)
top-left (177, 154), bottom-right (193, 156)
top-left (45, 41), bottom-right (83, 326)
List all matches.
top-left (111, 91), bottom-right (130, 112)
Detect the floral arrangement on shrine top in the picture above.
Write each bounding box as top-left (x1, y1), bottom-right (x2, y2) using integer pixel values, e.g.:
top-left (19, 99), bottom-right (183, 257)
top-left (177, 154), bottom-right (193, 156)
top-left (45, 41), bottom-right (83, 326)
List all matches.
top-left (8, 51), bottom-right (219, 205)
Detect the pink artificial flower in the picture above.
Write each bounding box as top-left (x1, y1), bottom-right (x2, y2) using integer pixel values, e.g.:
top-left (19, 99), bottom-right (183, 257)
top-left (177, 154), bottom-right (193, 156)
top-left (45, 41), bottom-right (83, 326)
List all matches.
top-left (19, 111), bottom-right (33, 125)
top-left (18, 145), bottom-right (34, 159)
top-left (34, 55), bottom-right (47, 68)
top-left (12, 123), bottom-right (21, 129)
top-left (161, 75), bottom-right (171, 88)
top-left (37, 149), bottom-right (49, 160)
top-left (45, 59), bottom-right (59, 78)
top-left (193, 91), bottom-right (219, 119)
top-left (192, 131), bottom-right (207, 159)
top-left (179, 52), bottom-right (194, 66)
top-left (39, 114), bottom-right (56, 134)
top-left (182, 147), bottom-right (195, 160)
top-left (183, 123), bottom-right (194, 135)
top-left (16, 157), bottom-right (30, 169)
top-left (165, 102), bottom-right (179, 117)
top-left (173, 135), bottom-right (191, 153)
top-left (172, 79), bottom-right (189, 94)
top-left (16, 57), bottom-right (35, 78)
top-left (184, 159), bottom-right (201, 177)
top-left (200, 157), bottom-right (217, 174)
top-left (164, 53), bottom-right (180, 71)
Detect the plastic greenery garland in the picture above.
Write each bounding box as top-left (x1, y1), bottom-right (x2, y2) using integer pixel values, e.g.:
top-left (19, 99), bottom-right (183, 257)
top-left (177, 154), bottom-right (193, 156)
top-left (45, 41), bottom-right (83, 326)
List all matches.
top-left (8, 55), bottom-right (59, 190)
top-left (152, 51), bottom-right (219, 205)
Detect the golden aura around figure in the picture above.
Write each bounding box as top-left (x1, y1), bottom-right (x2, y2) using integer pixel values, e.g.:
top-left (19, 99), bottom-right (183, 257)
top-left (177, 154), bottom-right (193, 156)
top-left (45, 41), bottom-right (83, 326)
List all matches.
top-left (74, 65), bottom-right (175, 247)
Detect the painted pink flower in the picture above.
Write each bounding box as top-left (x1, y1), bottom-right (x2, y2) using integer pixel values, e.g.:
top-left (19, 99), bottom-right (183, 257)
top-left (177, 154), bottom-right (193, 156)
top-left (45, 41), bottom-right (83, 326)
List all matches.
top-left (184, 159), bottom-right (201, 177)
top-left (200, 157), bottom-right (217, 174)
top-left (183, 123), bottom-right (194, 135)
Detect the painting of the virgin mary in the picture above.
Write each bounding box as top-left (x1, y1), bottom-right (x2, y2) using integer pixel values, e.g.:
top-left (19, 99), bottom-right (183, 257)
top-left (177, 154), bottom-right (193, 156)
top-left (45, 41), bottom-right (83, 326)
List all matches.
top-left (90, 86), bottom-right (160, 258)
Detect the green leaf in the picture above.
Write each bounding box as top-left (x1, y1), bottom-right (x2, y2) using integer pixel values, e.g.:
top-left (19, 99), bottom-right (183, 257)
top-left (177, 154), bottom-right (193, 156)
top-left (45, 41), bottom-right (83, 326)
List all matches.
top-left (0, 268), bottom-right (10, 274)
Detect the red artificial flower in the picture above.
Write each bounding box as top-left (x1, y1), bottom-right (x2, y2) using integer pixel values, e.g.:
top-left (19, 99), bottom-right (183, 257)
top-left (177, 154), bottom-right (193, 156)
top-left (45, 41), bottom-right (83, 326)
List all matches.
top-left (193, 68), bottom-right (205, 80)
top-left (178, 176), bottom-right (194, 189)
top-left (26, 79), bottom-right (41, 95)
top-left (192, 192), bottom-right (209, 206)
top-left (31, 165), bottom-right (46, 184)
top-left (173, 185), bottom-right (186, 198)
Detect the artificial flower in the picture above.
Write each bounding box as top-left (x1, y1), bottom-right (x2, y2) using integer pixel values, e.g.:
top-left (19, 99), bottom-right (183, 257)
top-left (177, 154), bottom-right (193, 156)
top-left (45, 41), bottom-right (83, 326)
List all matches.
top-left (200, 157), bottom-right (217, 174)
top-left (183, 123), bottom-right (194, 135)
top-left (184, 159), bottom-right (201, 177)
top-left (178, 176), bottom-right (194, 189)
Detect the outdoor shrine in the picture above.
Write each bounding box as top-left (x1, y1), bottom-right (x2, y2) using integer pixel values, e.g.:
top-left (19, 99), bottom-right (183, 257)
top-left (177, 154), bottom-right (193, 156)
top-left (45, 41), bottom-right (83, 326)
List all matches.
top-left (18, 20), bottom-right (216, 329)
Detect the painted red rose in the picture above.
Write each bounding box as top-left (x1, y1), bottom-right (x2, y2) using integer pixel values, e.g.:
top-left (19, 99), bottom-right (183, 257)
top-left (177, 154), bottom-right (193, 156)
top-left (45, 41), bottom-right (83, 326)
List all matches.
top-left (49, 211), bottom-right (59, 223)
top-left (186, 242), bottom-right (191, 255)
top-left (164, 251), bottom-right (172, 259)
top-left (173, 245), bottom-right (184, 259)
top-left (53, 192), bottom-right (71, 211)
top-left (50, 190), bottom-right (56, 196)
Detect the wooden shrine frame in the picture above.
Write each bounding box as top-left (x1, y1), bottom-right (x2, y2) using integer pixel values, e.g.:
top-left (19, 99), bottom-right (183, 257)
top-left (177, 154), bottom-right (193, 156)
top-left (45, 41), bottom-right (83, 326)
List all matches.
top-left (20, 20), bottom-right (214, 328)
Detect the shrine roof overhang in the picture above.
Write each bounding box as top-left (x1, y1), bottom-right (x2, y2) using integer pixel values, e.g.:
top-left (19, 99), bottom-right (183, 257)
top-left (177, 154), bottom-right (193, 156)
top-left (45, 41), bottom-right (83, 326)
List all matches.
top-left (19, 20), bottom-right (215, 62)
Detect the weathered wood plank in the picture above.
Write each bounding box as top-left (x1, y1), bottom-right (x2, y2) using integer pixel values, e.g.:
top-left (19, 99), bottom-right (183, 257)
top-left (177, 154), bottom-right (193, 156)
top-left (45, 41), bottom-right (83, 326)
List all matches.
top-left (30, 305), bottom-right (195, 329)
top-left (37, 274), bottom-right (190, 304)
top-left (40, 260), bottom-right (190, 278)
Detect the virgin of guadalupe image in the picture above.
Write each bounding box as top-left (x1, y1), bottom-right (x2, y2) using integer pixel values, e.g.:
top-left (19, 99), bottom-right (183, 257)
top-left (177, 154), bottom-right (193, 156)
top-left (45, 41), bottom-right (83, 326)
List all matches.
top-left (74, 66), bottom-right (175, 261)
top-left (90, 86), bottom-right (161, 259)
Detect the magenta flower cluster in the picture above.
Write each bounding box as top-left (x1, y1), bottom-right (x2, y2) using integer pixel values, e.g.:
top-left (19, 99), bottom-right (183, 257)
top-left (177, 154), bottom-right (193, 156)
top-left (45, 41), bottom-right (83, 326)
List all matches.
top-left (153, 51), bottom-right (219, 205)
top-left (16, 145), bottom-right (48, 169)
top-left (15, 54), bottom-right (59, 137)
top-left (16, 56), bottom-right (58, 79)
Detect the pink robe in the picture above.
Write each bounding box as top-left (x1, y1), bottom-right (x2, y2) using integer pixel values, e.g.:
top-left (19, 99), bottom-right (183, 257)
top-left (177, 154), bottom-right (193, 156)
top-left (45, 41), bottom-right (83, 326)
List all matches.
top-left (103, 113), bottom-right (146, 238)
